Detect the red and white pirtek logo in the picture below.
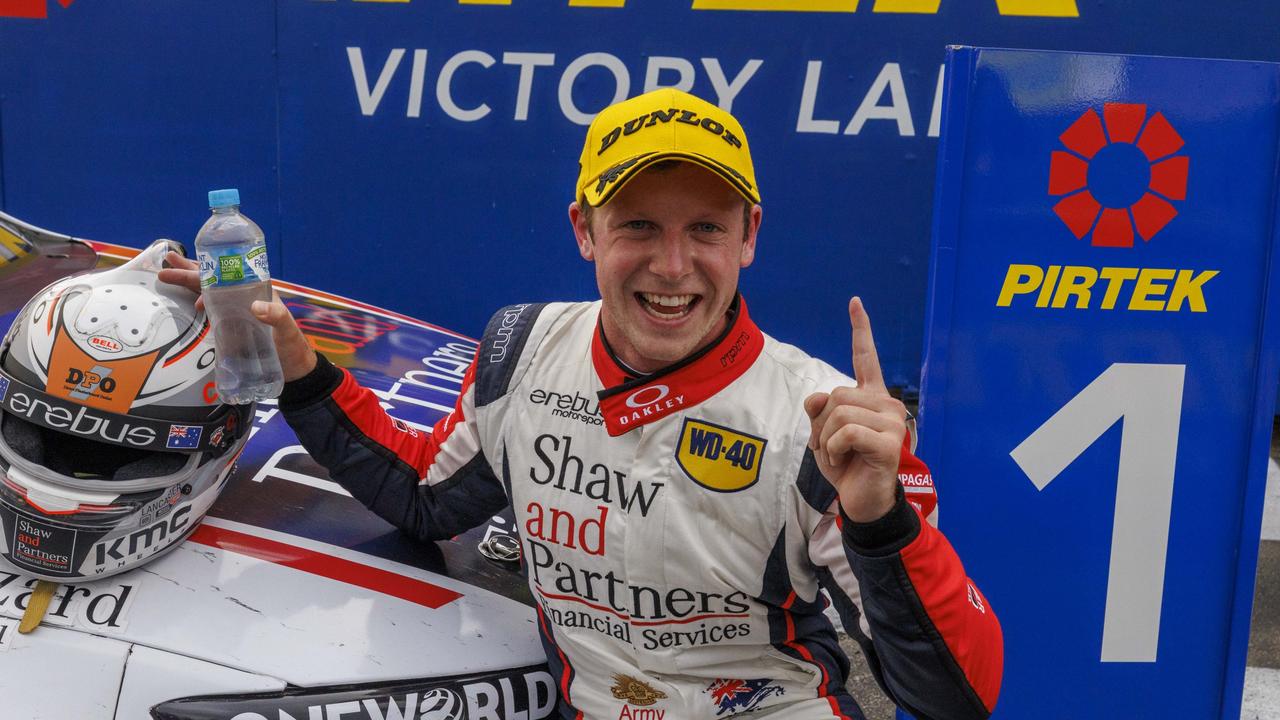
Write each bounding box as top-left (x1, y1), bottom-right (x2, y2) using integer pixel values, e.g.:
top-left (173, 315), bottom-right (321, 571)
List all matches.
top-left (1048, 103), bottom-right (1189, 248)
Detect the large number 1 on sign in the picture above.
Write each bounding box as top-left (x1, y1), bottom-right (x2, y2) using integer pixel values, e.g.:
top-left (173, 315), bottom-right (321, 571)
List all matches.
top-left (1009, 363), bottom-right (1185, 663)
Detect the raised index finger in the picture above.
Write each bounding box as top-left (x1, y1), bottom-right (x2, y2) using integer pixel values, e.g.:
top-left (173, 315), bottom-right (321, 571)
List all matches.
top-left (849, 296), bottom-right (886, 393)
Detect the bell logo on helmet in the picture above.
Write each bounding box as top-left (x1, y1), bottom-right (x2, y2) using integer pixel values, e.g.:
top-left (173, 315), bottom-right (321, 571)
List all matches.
top-left (6, 390), bottom-right (157, 447)
top-left (87, 336), bottom-right (122, 354)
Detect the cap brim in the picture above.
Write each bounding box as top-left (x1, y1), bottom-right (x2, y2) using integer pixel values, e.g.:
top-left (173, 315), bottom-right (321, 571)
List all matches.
top-left (580, 151), bottom-right (760, 207)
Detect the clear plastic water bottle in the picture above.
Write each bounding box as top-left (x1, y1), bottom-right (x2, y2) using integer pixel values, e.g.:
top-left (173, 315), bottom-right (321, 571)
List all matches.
top-left (195, 189), bottom-right (283, 404)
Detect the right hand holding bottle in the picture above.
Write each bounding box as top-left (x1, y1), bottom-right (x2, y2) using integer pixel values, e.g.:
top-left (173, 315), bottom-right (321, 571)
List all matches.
top-left (158, 251), bottom-right (317, 382)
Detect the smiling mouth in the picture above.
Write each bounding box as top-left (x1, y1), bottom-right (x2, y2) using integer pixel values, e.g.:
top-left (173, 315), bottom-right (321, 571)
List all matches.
top-left (636, 292), bottom-right (700, 319)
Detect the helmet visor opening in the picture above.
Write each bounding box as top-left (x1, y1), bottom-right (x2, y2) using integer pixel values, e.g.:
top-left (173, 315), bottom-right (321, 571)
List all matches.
top-left (1, 411), bottom-right (188, 481)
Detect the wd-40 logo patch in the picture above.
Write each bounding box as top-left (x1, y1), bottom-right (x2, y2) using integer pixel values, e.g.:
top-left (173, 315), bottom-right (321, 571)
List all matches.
top-left (676, 419), bottom-right (765, 492)
top-left (1048, 103), bottom-right (1189, 248)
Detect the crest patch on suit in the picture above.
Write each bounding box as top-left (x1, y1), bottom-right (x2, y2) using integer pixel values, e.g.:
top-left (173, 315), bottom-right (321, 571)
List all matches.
top-left (675, 419), bottom-right (766, 492)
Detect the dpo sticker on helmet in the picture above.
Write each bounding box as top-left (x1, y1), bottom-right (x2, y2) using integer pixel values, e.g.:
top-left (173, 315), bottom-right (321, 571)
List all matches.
top-left (45, 328), bottom-right (158, 413)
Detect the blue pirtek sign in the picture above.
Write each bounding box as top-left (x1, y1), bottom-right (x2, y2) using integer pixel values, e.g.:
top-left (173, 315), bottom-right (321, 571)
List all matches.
top-left (918, 47), bottom-right (1280, 718)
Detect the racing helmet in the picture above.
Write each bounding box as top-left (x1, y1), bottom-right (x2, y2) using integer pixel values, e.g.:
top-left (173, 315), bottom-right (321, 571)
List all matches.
top-left (0, 240), bottom-right (252, 581)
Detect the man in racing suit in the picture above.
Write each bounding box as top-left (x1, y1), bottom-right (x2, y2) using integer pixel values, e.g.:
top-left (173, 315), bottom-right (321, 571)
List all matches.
top-left (165, 88), bottom-right (1003, 720)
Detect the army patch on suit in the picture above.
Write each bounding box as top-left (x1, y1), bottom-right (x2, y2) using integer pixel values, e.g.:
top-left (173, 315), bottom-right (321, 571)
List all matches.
top-left (612, 673), bottom-right (667, 706)
top-left (675, 418), bottom-right (766, 492)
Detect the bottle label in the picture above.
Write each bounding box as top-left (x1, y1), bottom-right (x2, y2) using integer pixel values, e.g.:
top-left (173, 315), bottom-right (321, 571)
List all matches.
top-left (199, 246), bottom-right (270, 288)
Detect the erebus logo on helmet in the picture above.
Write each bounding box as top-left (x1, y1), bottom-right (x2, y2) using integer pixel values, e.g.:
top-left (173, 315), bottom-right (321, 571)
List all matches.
top-left (6, 390), bottom-right (156, 447)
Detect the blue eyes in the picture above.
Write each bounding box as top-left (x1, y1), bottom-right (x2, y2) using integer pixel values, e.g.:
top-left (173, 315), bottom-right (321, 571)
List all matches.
top-left (622, 221), bottom-right (722, 234)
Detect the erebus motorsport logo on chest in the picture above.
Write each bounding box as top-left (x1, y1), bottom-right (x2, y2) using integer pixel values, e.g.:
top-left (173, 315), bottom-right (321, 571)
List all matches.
top-left (529, 387), bottom-right (603, 427)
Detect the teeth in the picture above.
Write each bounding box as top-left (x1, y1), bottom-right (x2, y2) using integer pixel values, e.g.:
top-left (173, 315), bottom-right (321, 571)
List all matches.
top-left (641, 293), bottom-right (694, 307)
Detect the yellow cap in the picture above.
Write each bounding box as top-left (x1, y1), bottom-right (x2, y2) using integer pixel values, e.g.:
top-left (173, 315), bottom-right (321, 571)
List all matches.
top-left (576, 88), bottom-right (760, 207)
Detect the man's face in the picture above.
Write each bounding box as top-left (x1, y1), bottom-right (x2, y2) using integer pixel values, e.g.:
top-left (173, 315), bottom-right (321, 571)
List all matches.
top-left (570, 162), bottom-right (762, 374)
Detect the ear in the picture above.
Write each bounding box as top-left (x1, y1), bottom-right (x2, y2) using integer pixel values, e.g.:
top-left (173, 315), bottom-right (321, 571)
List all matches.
top-left (569, 202), bottom-right (595, 261)
top-left (739, 204), bottom-right (762, 269)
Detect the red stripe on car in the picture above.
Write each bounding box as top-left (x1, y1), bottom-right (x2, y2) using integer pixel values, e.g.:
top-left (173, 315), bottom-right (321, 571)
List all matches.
top-left (188, 524), bottom-right (462, 609)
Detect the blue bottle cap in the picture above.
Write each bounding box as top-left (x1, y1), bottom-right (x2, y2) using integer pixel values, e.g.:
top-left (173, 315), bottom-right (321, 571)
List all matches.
top-left (208, 189), bottom-right (240, 209)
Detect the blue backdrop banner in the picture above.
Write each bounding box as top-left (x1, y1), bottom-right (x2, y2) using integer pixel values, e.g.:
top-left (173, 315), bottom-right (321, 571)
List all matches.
top-left (2, 2), bottom-right (1280, 390)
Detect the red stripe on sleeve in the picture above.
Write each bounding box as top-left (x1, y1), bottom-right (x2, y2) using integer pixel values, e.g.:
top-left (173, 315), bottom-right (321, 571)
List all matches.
top-left (899, 513), bottom-right (1004, 711)
top-left (779, 606), bottom-right (850, 719)
top-left (534, 602), bottom-right (577, 712)
top-left (329, 354), bottom-right (478, 479)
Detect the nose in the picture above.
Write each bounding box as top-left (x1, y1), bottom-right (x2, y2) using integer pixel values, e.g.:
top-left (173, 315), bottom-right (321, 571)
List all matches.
top-left (647, 230), bottom-right (694, 281)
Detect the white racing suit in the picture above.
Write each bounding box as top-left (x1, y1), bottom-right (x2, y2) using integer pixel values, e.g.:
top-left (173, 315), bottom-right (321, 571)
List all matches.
top-left (279, 296), bottom-right (1003, 720)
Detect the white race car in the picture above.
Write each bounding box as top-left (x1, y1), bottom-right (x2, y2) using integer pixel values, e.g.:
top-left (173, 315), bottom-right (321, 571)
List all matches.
top-left (0, 212), bottom-right (550, 720)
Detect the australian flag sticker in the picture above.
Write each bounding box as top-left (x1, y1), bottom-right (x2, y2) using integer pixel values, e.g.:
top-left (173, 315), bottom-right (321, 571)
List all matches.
top-left (705, 679), bottom-right (785, 715)
top-left (0, 375), bottom-right (9, 404)
top-left (167, 424), bottom-right (202, 449)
